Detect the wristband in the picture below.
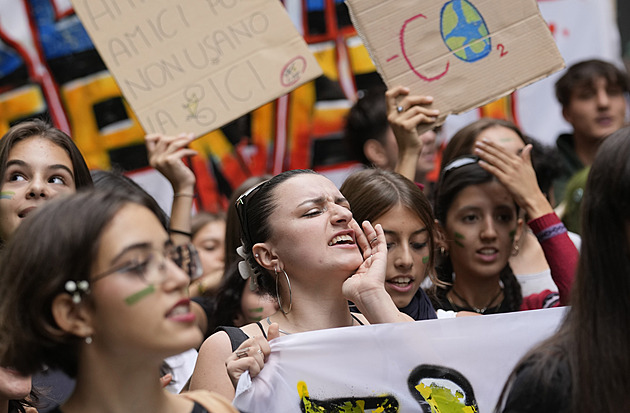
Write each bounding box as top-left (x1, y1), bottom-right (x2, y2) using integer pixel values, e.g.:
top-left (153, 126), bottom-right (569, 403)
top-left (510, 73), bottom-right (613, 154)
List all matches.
top-left (168, 228), bottom-right (192, 237)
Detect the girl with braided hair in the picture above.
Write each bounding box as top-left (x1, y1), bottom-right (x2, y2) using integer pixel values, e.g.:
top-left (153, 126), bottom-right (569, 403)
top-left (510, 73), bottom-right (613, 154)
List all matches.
top-left (430, 152), bottom-right (575, 314)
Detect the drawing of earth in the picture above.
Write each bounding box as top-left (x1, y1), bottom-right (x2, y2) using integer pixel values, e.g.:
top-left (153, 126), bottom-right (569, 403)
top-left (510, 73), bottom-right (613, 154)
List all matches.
top-left (440, 0), bottom-right (491, 62)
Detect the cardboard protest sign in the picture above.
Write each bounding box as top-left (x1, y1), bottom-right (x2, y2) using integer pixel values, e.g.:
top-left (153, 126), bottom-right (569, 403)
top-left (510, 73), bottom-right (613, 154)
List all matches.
top-left (346, 0), bottom-right (565, 133)
top-left (70, 0), bottom-right (322, 136)
top-left (233, 307), bottom-right (566, 413)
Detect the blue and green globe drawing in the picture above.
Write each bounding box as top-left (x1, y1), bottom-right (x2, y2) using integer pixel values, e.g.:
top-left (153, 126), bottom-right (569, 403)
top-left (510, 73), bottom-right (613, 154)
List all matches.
top-left (440, 0), bottom-right (491, 62)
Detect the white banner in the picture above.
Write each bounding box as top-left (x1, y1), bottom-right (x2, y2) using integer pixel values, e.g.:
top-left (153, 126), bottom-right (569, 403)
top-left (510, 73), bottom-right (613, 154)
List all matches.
top-left (233, 307), bottom-right (566, 413)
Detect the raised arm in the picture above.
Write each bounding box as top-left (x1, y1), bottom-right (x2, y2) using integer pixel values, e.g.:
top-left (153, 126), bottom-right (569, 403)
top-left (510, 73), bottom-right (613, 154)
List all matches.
top-left (474, 140), bottom-right (552, 220)
top-left (474, 140), bottom-right (577, 305)
top-left (386, 86), bottom-right (439, 181)
top-left (145, 133), bottom-right (198, 245)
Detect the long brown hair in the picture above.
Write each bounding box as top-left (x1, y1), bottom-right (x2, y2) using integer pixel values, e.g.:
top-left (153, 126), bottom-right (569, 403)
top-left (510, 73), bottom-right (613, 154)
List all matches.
top-left (498, 126), bottom-right (630, 411)
top-left (340, 168), bottom-right (437, 286)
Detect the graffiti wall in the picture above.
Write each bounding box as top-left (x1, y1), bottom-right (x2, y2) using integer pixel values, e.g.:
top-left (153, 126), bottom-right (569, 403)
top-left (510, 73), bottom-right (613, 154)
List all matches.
top-left (0, 0), bottom-right (622, 212)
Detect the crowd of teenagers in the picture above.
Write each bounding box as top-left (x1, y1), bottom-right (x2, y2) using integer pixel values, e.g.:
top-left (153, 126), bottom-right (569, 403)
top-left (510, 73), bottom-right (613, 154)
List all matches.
top-left (0, 57), bottom-right (629, 413)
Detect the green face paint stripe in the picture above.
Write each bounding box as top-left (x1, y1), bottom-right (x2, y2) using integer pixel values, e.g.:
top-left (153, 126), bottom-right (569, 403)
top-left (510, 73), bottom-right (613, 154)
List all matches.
top-left (509, 230), bottom-right (516, 239)
top-left (454, 240), bottom-right (465, 248)
top-left (249, 307), bottom-right (264, 313)
top-left (124, 284), bottom-right (155, 305)
top-left (422, 256), bottom-right (430, 264)
top-left (454, 232), bottom-right (465, 240)
top-left (0, 191), bottom-right (15, 199)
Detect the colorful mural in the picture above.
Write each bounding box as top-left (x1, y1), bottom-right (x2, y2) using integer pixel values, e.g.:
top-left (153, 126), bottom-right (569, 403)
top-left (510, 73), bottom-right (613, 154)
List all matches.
top-left (0, 0), bottom-right (387, 212)
top-left (0, 0), bottom-right (622, 212)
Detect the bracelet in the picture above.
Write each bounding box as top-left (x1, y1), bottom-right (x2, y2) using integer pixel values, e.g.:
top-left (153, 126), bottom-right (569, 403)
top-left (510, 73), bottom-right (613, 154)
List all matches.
top-left (173, 193), bottom-right (195, 198)
top-left (168, 228), bottom-right (192, 237)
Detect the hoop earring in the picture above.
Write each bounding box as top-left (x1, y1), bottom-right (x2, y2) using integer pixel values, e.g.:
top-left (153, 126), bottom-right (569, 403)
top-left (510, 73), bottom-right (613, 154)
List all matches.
top-left (275, 268), bottom-right (292, 314)
top-left (511, 243), bottom-right (520, 257)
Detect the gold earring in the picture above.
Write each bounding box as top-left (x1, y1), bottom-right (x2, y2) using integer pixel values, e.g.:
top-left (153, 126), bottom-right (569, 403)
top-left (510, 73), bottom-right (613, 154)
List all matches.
top-left (511, 243), bottom-right (520, 257)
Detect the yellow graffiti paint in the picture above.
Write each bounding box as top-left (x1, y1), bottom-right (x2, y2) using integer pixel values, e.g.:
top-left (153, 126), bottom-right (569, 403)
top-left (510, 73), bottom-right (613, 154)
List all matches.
top-left (311, 44), bottom-right (340, 81)
top-left (347, 36), bottom-right (376, 75)
top-left (416, 383), bottom-right (477, 413)
top-left (62, 72), bottom-right (144, 169)
top-left (298, 381), bottom-right (398, 413)
top-left (0, 86), bottom-right (46, 136)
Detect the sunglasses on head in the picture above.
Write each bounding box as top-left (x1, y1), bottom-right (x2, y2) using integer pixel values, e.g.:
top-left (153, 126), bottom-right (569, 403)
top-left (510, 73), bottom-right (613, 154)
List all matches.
top-left (235, 180), bottom-right (269, 248)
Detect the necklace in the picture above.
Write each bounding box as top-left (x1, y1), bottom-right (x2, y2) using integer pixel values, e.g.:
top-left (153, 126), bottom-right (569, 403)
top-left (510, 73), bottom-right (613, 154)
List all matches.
top-left (267, 316), bottom-right (292, 335)
top-left (448, 286), bottom-right (503, 314)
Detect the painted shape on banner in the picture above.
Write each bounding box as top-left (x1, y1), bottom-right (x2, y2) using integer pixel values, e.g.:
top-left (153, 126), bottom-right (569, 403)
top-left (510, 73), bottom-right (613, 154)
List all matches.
top-left (345, 0), bottom-right (565, 134)
top-left (69, 0), bottom-right (322, 137)
top-left (233, 307), bottom-right (566, 412)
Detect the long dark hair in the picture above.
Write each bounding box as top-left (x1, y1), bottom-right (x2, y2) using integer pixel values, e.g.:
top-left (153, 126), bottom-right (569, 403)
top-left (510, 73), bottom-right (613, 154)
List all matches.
top-left (499, 127), bottom-right (630, 411)
top-left (235, 169), bottom-right (318, 297)
top-left (0, 189), bottom-right (145, 377)
top-left (340, 168), bottom-right (437, 286)
top-left (433, 157), bottom-right (522, 312)
top-left (343, 85), bottom-right (389, 166)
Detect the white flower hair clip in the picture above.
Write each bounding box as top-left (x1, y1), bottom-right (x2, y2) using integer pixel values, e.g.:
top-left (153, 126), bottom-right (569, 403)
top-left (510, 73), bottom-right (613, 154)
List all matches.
top-left (65, 280), bottom-right (90, 304)
top-left (236, 245), bottom-right (255, 281)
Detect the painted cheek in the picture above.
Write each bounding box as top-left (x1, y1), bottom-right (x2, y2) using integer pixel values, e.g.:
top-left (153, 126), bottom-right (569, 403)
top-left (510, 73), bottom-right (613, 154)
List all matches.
top-left (124, 284), bottom-right (156, 305)
top-left (422, 256), bottom-right (429, 264)
top-left (0, 191), bottom-right (15, 200)
top-left (454, 232), bottom-right (466, 248)
top-left (247, 307), bottom-right (264, 322)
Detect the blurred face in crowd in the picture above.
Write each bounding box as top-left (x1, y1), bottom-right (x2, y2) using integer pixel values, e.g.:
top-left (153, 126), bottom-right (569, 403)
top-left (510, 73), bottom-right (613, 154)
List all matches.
top-left (474, 126), bottom-right (525, 156)
top-left (192, 219), bottom-right (226, 291)
top-left (381, 128), bottom-right (439, 181)
top-left (563, 76), bottom-right (626, 144)
top-left (234, 283), bottom-right (278, 326)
